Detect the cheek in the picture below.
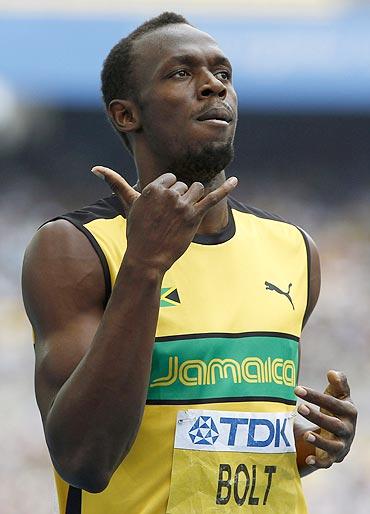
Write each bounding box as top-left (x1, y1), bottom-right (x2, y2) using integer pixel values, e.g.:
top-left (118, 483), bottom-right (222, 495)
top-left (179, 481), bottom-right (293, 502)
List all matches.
top-left (143, 85), bottom-right (193, 121)
top-left (142, 99), bottom-right (191, 140)
top-left (140, 110), bottom-right (188, 155)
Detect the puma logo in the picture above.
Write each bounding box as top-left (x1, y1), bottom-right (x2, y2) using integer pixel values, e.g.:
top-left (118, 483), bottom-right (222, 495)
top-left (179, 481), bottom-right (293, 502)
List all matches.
top-left (265, 281), bottom-right (295, 310)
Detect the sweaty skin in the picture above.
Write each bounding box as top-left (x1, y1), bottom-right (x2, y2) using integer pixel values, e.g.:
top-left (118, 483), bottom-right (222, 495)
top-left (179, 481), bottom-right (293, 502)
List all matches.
top-left (22, 23), bottom-right (357, 493)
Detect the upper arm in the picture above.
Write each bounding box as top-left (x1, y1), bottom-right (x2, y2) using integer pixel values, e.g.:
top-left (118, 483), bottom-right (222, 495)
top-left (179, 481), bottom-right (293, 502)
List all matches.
top-left (301, 229), bottom-right (321, 328)
top-left (22, 219), bottom-right (106, 421)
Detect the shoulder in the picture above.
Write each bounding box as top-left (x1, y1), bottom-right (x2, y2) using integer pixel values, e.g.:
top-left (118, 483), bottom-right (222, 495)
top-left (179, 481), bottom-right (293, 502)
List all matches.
top-left (22, 216), bottom-right (107, 337)
top-left (229, 196), bottom-right (305, 243)
top-left (43, 194), bottom-right (125, 229)
top-left (36, 195), bottom-right (125, 300)
top-left (228, 196), bottom-right (286, 223)
top-left (23, 215), bottom-right (106, 286)
top-left (23, 218), bottom-right (93, 278)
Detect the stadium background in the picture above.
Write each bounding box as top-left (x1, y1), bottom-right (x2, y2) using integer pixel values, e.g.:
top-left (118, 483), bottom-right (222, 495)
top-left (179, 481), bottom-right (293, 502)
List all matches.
top-left (0, 0), bottom-right (369, 512)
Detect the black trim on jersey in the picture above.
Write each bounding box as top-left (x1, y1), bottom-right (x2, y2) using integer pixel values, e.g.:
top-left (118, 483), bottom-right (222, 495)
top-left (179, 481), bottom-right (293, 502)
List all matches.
top-left (41, 195), bottom-right (124, 306)
top-left (43, 195), bottom-right (125, 227)
top-left (297, 228), bottom-right (311, 331)
top-left (296, 227), bottom-right (311, 383)
top-left (228, 196), bottom-right (287, 223)
top-left (65, 486), bottom-right (81, 514)
top-left (60, 217), bottom-right (112, 305)
top-left (191, 197), bottom-right (287, 245)
top-left (192, 204), bottom-right (236, 245)
top-left (146, 396), bottom-right (297, 406)
top-left (155, 331), bottom-right (300, 343)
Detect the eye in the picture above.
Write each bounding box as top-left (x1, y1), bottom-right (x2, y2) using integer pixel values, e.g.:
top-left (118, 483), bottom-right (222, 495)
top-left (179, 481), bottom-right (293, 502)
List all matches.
top-left (215, 70), bottom-right (231, 81)
top-left (171, 69), bottom-right (190, 79)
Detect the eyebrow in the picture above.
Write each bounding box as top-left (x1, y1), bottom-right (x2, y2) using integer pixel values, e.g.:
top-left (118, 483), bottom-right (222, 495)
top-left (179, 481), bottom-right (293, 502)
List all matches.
top-left (160, 53), bottom-right (232, 71)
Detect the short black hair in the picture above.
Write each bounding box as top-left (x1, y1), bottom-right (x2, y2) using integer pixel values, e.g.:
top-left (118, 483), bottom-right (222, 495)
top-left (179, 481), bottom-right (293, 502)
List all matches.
top-left (101, 12), bottom-right (191, 154)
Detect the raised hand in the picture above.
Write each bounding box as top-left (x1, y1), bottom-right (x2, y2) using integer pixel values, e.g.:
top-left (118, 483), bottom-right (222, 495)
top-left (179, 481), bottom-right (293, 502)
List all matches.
top-left (294, 371), bottom-right (357, 470)
top-left (91, 166), bottom-right (238, 272)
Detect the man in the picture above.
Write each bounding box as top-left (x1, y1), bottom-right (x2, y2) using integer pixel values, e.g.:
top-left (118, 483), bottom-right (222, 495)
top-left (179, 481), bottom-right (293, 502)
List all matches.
top-left (22, 12), bottom-right (357, 514)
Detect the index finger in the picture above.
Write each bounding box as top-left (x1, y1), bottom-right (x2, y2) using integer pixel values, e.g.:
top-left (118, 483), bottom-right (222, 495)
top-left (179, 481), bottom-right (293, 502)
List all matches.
top-left (295, 386), bottom-right (354, 417)
top-left (195, 177), bottom-right (238, 216)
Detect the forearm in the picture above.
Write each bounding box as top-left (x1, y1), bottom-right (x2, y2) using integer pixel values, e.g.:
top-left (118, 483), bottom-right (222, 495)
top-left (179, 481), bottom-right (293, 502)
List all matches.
top-left (45, 258), bottom-right (164, 491)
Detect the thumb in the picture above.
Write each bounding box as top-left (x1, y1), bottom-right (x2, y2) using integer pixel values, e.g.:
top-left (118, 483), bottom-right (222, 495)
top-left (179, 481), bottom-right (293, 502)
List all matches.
top-left (91, 165), bottom-right (140, 209)
top-left (324, 370), bottom-right (351, 400)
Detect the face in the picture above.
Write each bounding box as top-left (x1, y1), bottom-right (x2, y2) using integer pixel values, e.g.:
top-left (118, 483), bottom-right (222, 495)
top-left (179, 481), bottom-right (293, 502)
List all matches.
top-left (132, 24), bottom-right (238, 185)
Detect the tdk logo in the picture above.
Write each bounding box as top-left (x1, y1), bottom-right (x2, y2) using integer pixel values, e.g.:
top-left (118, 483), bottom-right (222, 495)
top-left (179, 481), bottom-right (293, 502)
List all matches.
top-left (176, 410), bottom-right (296, 454)
top-left (189, 416), bottom-right (219, 445)
top-left (218, 417), bottom-right (290, 448)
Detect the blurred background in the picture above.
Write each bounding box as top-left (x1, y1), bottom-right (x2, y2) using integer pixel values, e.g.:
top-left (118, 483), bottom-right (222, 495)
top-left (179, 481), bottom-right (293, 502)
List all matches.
top-left (0, 0), bottom-right (369, 512)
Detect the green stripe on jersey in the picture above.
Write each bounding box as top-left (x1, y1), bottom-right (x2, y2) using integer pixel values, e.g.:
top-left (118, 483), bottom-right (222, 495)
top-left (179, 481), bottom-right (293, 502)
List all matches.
top-left (148, 335), bottom-right (298, 402)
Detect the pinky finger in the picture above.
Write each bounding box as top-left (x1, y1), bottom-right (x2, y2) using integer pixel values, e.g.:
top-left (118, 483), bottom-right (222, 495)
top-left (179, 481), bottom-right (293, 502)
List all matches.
top-left (196, 177), bottom-right (238, 216)
top-left (306, 454), bottom-right (334, 469)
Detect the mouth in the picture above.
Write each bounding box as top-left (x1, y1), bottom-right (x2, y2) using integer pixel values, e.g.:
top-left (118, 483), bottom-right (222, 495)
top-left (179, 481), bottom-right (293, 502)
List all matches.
top-left (196, 107), bottom-right (233, 125)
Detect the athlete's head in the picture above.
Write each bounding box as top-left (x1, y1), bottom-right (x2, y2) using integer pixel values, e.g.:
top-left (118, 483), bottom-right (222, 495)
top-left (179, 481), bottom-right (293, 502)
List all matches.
top-left (101, 12), bottom-right (238, 185)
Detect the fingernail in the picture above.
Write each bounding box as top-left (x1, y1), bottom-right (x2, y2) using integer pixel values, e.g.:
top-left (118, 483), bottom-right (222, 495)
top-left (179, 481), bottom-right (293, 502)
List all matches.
top-left (306, 433), bottom-right (315, 443)
top-left (298, 404), bottom-right (310, 416)
top-left (295, 386), bottom-right (307, 397)
top-left (306, 456), bottom-right (316, 466)
top-left (228, 177), bottom-right (238, 185)
top-left (91, 167), bottom-right (105, 180)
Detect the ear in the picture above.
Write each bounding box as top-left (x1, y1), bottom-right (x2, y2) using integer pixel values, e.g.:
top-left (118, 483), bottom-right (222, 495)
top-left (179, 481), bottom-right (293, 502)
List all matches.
top-left (108, 99), bottom-right (141, 134)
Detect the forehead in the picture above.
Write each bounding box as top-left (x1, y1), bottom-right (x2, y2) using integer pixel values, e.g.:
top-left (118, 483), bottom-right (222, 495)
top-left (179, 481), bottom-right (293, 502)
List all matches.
top-left (132, 24), bottom-right (228, 81)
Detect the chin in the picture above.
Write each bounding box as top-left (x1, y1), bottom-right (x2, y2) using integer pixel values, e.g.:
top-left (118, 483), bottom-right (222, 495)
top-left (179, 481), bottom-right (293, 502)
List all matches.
top-left (168, 139), bottom-right (234, 186)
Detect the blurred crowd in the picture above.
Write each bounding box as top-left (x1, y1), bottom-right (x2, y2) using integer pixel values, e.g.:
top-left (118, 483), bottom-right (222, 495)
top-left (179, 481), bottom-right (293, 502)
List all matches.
top-left (1, 3), bottom-right (370, 509)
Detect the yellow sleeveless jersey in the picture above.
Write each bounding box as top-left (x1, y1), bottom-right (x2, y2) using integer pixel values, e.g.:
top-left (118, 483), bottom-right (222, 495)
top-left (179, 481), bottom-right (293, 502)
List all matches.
top-left (50, 195), bottom-right (310, 514)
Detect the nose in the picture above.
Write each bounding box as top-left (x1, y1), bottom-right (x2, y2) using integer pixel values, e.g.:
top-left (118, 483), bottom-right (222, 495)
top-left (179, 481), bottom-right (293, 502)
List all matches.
top-left (198, 71), bottom-right (227, 100)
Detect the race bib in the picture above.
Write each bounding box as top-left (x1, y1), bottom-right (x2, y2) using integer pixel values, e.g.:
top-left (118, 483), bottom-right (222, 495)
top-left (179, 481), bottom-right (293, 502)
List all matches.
top-left (166, 409), bottom-right (307, 514)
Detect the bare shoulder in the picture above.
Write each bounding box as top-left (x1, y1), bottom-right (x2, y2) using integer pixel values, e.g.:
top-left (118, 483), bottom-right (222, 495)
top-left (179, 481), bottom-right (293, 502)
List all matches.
top-left (24, 218), bottom-right (98, 266)
top-left (22, 219), bottom-right (106, 335)
top-left (300, 228), bottom-right (321, 327)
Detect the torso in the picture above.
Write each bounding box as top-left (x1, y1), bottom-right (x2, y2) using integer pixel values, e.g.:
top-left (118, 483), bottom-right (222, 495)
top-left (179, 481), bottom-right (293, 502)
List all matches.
top-left (51, 196), bottom-right (309, 514)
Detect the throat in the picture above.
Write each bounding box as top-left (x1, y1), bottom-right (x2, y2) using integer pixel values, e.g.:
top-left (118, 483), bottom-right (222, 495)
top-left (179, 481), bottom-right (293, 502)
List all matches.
top-left (196, 198), bottom-right (229, 236)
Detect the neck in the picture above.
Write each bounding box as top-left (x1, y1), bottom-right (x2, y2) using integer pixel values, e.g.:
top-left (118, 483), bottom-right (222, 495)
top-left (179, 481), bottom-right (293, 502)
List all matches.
top-left (196, 172), bottom-right (230, 235)
top-left (133, 147), bottom-right (230, 237)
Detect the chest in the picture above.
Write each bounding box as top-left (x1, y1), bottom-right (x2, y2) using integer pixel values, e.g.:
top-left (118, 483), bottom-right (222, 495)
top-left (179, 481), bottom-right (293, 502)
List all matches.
top-left (156, 237), bottom-right (307, 338)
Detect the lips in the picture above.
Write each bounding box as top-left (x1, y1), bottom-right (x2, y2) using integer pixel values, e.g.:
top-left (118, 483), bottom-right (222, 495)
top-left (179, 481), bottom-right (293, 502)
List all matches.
top-left (196, 107), bottom-right (233, 123)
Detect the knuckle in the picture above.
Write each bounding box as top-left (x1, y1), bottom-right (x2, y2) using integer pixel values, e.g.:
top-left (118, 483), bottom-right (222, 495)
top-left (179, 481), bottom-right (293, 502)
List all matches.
top-left (165, 188), bottom-right (178, 201)
top-left (183, 208), bottom-right (195, 224)
top-left (109, 181), bottom-right (120, 195)
top-left (346, 402), bottom-right (358, 420)
top-left (206, 192), bottom-right (218, 205)
top-left (142, 184), bottom-right (154, 197)
top-left (317, 455), bottom-right (334, 469)
top-left (174, 198), bottom-right (187, 213)
top-left (337, 441), bottom-right (346, 452)
top-left (336, 423), bottom-right (350, 438)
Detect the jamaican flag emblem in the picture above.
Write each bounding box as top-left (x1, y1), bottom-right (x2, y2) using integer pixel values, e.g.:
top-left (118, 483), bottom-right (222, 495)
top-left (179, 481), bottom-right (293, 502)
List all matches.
top-left (160, 287), bottom-right (181, 307)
